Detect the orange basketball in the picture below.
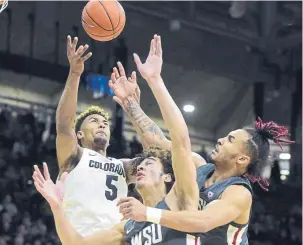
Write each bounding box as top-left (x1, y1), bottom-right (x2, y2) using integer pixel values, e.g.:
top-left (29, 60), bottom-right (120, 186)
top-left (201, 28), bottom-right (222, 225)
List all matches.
top-left (82, 0), bottom-right (126, 42)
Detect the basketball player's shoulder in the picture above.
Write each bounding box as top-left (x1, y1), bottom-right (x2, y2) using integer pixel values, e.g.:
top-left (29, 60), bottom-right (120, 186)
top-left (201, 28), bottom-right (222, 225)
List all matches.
top-left (221, 185), bottom-right (252, 207)
top-left (109, 156), bottom-right (126, 164)
top-left (191, 152), bottom-right (207, 168)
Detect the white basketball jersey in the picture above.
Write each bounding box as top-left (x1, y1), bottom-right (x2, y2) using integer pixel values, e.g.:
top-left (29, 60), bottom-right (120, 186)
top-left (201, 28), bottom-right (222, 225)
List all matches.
top-left (62, 148), bottom-right (128, 236)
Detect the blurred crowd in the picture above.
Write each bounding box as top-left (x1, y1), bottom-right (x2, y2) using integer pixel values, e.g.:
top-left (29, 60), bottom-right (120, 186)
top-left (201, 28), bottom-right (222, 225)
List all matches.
top-left (0, 104), bottom-right (301, 245)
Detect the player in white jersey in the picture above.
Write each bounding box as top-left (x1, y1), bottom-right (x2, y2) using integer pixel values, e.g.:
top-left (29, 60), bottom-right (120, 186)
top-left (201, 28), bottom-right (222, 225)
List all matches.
top-left (55, 36), bottom-right (133, 236)
top-left (54, 35), bottom-right (206, 237)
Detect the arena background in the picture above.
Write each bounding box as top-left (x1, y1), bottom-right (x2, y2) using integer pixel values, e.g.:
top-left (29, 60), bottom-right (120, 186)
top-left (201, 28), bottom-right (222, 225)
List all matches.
top-left (0, 1), bottom-right (302, 245)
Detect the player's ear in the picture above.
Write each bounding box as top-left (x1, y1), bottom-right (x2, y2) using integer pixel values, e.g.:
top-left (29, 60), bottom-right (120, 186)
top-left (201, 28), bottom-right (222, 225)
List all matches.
top-left (76, 131), bottom-right (84, 140)
top-left (164, 173), bottom-right (172, 183)
top-left (236, 155), bottom-right (250, 166)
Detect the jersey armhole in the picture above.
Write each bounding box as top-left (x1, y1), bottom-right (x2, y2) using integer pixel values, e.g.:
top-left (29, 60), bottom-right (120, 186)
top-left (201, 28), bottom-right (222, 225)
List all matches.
top-left (218, 183), bottom-right (253, 200)
top-left (57, 147), bottom-right (87, 181)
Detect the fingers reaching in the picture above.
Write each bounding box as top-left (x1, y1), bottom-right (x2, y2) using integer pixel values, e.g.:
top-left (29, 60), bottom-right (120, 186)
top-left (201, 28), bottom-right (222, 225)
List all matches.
top-left (67, 35), bottom-right (72, 53)
top-left (128, 71), bottom-right (136, 83)
top-left (108, 79), bottom-right (114, 89)
top-left (117, 197), bottom-right (131, 206)
top-left (75, 44), bottom-right (89, 58)
top-left (119, 202), bottom-right (131, 215)
top-left (33, 172), bottom-right (44, 188)
top-left (81, 52), bottom-right (92, 62)
top-left (117, 62), bottom-right (126, 77)
top-left (156, 35), bottom-right (162, 57)
top-left (133, 53), bottom-right (143, 69)
top-left (43, 162), bottom-right (50, 180)
top-left (72, 36), bottom-right (78, 53)
top-left (33, 181), bottom-right (43, 193)
top-left (113, 67), bottom-right (120, 80)
top-left (33, 165), bottom-right (45, 183)
top-left (67, 36), bottom-right (92, 62)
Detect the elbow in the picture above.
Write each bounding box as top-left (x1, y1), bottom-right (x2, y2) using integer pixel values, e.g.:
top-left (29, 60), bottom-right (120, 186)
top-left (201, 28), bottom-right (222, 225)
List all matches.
top-left (199, 222), bottom-right (211, 233)
top-left (192, 221), bottom-right (210, 233)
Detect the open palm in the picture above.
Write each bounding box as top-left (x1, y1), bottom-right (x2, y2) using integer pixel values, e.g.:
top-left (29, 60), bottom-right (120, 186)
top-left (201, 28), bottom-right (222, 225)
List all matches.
top-left (134, 34), bottom-right (163, 80)
top-left (32, 162), bottom-right (68, 210)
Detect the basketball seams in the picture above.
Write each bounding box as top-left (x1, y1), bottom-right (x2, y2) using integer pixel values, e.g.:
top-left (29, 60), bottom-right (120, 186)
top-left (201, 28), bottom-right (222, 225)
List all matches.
top-left (98, 0), bottom-right (115, 39)
top-left (113, 1), bottom-right (121, 30)
top-left (83, 6), bottom-right (112, 32)
top-left (83, 21), bottom-right (125, 40)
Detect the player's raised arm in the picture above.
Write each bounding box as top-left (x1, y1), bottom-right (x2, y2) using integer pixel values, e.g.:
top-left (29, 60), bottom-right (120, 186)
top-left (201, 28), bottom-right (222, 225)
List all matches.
top-left (32, 163), bottom-right (125, 245)
top-left (109, 62), bottom-right (206, 174)
top-left (56, 36), bottom-right (92, 168)
top-left (134, 35), bottom-right (198, 210)
top-left (109, 63), bottom-right (171, 151)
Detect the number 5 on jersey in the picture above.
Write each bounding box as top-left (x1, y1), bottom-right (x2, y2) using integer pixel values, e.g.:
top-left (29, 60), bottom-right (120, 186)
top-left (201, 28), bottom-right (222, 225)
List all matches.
top-left (105, 175), bottom-right (118, 201)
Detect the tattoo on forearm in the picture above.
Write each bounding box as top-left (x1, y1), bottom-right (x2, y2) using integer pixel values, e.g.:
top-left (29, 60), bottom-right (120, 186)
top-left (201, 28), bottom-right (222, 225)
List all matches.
top-left (125, 100), bottom-right (165, 140)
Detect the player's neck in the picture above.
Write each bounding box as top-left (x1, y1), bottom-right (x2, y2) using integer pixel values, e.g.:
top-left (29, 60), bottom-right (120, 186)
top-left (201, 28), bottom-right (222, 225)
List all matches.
top-left (93, 147), bottom-right (107, 156)
top-left (84, 143), bottom-right (107, 156)
top-left (139, 188), bottom-right (166, 207)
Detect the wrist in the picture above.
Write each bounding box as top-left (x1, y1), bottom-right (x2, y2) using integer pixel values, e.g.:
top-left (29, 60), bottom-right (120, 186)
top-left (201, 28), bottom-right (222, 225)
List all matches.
top-left (146, 74), bottom-right (162, 83)
top-left (146, 76), bottom-right (164, 89)
top-left (69, 69), bottom-right (82, 77)
top-left (146, 207), bottom-right (162, 224)
top-left (122, 96), bottom-right (140, 110)
top-left (50, 203), bottom-right (63, 213)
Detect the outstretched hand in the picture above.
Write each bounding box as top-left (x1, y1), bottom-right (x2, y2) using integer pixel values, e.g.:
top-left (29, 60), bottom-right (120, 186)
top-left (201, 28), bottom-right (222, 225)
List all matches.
top-left (109, 62), bottom-right (141, 109)
top-left (117, 197), bottom-right (147, 222)
top-left (67, 35), bottom-right (92, 76)
top-left (133, 34), bottom-right (163, 81)
top-left (32, 162), bottom-right (68, 210)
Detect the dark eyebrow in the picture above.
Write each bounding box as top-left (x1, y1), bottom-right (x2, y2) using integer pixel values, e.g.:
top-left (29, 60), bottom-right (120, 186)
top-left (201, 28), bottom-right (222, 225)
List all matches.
top-left (146, 157), bottom-right (156, 162)
top-left (228, 135), bottom-right (235, 142)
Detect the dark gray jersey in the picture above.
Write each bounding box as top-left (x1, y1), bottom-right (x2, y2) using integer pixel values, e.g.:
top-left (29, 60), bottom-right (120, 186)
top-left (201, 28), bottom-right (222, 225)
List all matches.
top-left (124, 200), bottom-right (200, 245)
top-left (196, 163), bottom-right (252, 245)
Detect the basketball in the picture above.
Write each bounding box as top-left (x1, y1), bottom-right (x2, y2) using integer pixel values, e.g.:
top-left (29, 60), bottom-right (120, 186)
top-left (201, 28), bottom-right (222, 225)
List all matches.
top-left (82, 0), bottom-right (126, 42)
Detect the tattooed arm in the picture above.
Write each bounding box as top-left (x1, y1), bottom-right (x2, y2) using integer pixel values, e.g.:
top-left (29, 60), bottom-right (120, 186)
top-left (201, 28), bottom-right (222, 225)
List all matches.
top-left (123, 98), bottom-right (171, 150)
top-left (109, 63), bottom-right (171, 151)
